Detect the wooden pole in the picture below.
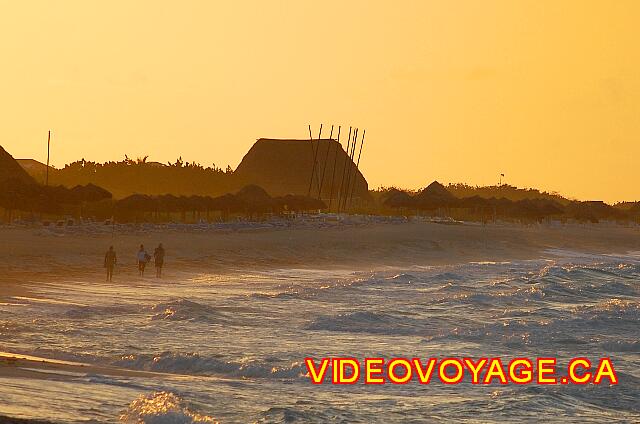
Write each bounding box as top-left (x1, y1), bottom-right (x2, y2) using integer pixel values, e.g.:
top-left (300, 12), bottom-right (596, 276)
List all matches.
top-left (317, 125), bottom-right (333, 199)
top-left (307, 124), bottom-right (322, 196)
top-left (342, 128), bottom-right (358, 212)
top-left (327, 126), bottom-right (341, 211)
top-left (307, 124), bottom-right (313, 196)
top-left (313, 124), bottom-right (323, 196)
top-left (337, 127), bottom-right (352, 212)
top-left (348, 129), bottom-right (366, 209)
top-left (46, 130), bottom-right (51, 186)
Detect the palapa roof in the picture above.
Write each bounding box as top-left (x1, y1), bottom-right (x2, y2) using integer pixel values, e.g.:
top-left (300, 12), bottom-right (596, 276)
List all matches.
top-left (0, 146), bottom-right (36, 185)
top-left (234, 138), bottom-right (368, 199)
top-left (413, 181), bottom-right (458, 208)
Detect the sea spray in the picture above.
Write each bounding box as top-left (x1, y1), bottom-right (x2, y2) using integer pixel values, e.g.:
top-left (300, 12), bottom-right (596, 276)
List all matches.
top-left (119, 392), bottom-right (218, 424)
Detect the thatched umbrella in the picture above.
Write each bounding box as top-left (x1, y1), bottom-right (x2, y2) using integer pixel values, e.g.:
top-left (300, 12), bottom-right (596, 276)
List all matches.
top-left (236, 184), bottom-right (276, 214)
top-left (117, 194), bottom-right (156, 210)
top-left (185, 195), bottom-right (208, 220)
top-left (116, 194), bottom-right (157, 221)
top-left (629, 202), bottom-right (640, 218)
top-left (383, 189), bottom-right (414, 209)
top-left (566, 201), bottom-right (623, 223)
top-left (458, 195), bottom-right (491, 209)
top-left (208, 193), bottom-right (246, 212)
top-left (157, 194), bottom-right (181, 212)
top-left (0, 178), bottom-right (41, 219)
top-left (69, 183), bottom-right (112, 219)
top-left (413, 181), bottom-right (458, 210)
top-left (71, 183), bottom-right (112, 203)
top-left (275, 194), bottom-right (326, 212)
top-left (533, 199), bottom-right (564, 216)
top-left (508, 198), bottom-right (563, 220)
top-left (40, 184), bottom-right (78, 205)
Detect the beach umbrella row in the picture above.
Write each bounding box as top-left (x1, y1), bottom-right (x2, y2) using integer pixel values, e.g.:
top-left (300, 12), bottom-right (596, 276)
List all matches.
top-left (0, 178), bottom-right (112, 214)
top-left (115, 185), bottom-right (327, 215)
top-left (382, 182), bottom-right (635, 222)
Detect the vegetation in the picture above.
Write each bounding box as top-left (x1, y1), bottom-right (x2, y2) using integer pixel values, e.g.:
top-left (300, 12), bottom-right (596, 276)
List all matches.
top-left (445, 183), bottom-right (570, 204)
top-left (52, 156), bottom-right (235, 199)
top-left (375, 182), bottom-right (640, 224)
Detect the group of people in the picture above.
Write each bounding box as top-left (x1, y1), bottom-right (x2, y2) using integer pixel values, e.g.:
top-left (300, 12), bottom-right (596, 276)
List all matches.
top-left (103, 243), bottom-right (165, 281)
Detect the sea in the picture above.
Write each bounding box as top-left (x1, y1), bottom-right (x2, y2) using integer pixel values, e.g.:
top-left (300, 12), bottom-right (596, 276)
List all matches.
top-left (1, 249), bottom-right (639, 423)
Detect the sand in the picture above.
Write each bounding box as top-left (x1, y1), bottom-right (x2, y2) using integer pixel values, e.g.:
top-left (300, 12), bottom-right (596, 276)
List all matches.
top-left (1, 220), bottom-right (639, 287)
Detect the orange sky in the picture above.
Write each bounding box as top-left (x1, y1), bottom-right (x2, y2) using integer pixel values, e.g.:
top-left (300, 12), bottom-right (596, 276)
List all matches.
top-left (1, 1), bottom-right (639, 203)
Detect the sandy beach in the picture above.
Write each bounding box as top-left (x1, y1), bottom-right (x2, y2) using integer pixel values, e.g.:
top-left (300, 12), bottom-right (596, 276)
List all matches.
top-left (1, 219), bottom-right (639, 306)
top-left (1, 219), bottom-right (639, 283)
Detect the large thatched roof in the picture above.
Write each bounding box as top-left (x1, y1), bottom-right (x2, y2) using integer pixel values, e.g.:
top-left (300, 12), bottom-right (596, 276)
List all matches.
top-left (16, 158), bottom-right (56, 184)
top-left (0, 146), bottom-right (36, 185)
top-left (233, 138), bottom-right (368, 199)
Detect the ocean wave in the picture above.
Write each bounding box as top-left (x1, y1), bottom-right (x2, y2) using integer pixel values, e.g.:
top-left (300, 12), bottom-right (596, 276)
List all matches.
top-left (423, 298), bottom-right (639, 347)
top-left (64, 304), bottom-right (140, 319)
top-left (248, 275), bottom-right (374, 301)
top-left (0, 319), bottom-right (28, 337)
top-left (113, 352), bottom-right (307, 379)
top-left (149, 299), bottom-right (231, 323)
top-left (256, 405), bottom-right (359, 424)
top-left (120, 392), bottom-right (218, 423)
top-left (599, 340), bottom-right (640, 352)
top-left (305, 310), bottom-right (441, 336)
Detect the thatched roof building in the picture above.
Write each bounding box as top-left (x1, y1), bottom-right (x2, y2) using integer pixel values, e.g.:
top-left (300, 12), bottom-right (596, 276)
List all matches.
top-left (233, 138), bottom-right (368, 200)
top-left (0, 146), bottom-right (36, 185)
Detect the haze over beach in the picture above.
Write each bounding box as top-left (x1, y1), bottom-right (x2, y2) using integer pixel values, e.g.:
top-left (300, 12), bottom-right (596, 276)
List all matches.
top-left (1, 1), bottom-right (640, 423)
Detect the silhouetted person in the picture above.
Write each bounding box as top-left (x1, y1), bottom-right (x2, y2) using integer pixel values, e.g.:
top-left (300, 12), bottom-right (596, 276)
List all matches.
top-left (154, 243), bottom-right (165, 278)
top-left (104, 246), bottom-right (117, 282)
top-left (137, 244), bottom-right (149, 276)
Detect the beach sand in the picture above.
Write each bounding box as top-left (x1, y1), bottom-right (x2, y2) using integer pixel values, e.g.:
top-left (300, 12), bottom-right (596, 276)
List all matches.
top-left (1, 220), bottom-right (639, 279)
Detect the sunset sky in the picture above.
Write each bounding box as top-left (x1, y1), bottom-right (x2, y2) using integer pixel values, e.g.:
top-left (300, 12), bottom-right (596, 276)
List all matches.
top-left (1, 1), bottom-right (638, 203)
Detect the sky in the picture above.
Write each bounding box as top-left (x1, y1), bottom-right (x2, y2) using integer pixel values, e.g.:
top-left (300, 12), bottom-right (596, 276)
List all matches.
top-left (1, 0), bottom-right (639, 203)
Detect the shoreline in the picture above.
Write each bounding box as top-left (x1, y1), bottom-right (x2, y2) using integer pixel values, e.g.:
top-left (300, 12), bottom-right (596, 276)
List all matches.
top-left (0, 351), bottom-right (228, 382)
top-left (1, 220), bottom-right (639, 300)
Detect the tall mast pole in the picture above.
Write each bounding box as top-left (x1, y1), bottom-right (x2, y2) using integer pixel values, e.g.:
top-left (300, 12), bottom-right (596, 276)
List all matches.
top-left (307, 124), bottom-right (322, 197)
top-left (46, 130), bottom-right (51, 186)
top-left (327, 126), bottom-right (341, 211)
top-left (348, 129), bottom-right (366, 209)
top-left (337, 127), bottom-right (352, 212)
top-left (342, 128), bottom-right (358, 212)
top-left (307, 125), bottom-right (314, 196)
top-left (313, 124), bottom-right (323, 197)
top-left (317, 125), bottom-right (333, 199)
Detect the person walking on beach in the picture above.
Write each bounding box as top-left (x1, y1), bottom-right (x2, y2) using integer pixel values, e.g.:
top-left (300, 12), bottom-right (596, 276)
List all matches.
top-left (154, 243), bottom-right (165, 278)
top-left (104, 246), bottom-right (117, 282)
top-left (137, 244), bottom-right (150, 277)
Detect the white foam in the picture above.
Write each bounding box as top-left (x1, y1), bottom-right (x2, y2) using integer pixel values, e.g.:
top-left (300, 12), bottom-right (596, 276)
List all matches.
top-left (119, 392), bottom-right (218, 423)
